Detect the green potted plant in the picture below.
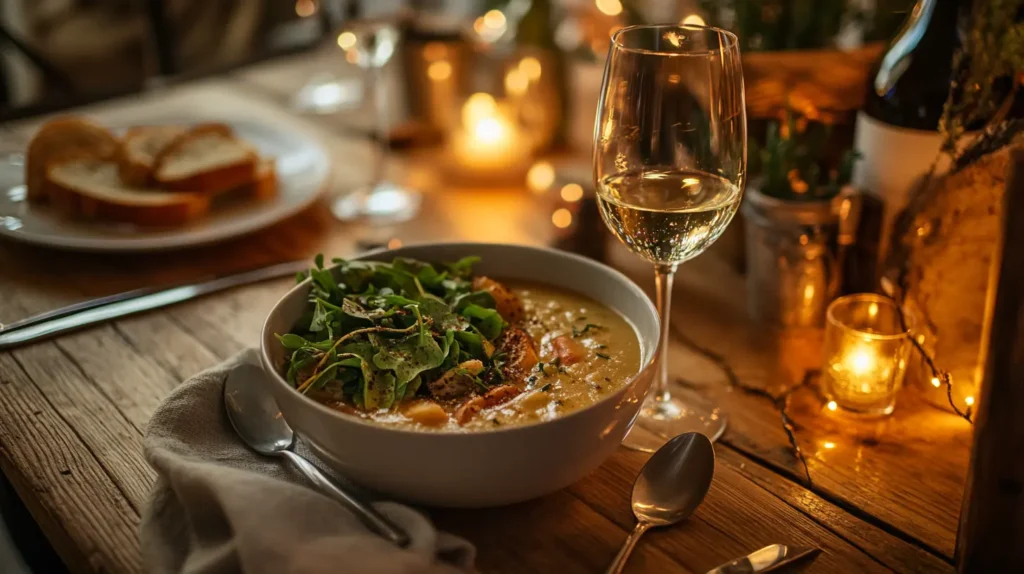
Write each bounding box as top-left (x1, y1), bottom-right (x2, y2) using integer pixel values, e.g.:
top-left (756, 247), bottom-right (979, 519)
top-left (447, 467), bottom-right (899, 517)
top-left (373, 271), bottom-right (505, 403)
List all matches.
top-left (742, 110), bottom-right (860, 326)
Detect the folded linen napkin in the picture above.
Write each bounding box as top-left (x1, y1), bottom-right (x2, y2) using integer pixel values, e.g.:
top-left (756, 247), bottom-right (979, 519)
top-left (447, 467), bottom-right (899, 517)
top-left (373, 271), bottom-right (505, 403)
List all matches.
top-left (141, 349), bottom-right (476, 574)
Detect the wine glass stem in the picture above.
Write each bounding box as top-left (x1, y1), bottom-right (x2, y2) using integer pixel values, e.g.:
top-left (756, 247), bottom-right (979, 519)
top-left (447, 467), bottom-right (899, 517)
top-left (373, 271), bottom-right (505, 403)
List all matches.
top-left (653, 263), bottom-right (678, 403)
top-left (369, 64), bottom-right (389, 188)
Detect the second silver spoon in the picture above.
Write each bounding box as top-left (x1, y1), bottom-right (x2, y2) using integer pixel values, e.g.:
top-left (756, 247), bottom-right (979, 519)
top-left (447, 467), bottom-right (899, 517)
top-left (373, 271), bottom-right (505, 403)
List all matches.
top-left (606, 431), bottom-right (716, 574)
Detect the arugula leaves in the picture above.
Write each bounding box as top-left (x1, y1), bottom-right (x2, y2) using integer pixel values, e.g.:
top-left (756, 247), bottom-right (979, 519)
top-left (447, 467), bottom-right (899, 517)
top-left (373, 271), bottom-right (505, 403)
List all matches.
top-left (279, 254), bottom-right (514, 412)
top-left (460, 304), bottom-right (506, 340)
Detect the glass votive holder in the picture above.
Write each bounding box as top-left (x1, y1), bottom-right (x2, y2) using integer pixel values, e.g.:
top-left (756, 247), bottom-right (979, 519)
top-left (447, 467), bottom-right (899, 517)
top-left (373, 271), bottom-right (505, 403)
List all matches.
top-left (821, 294), bottom-right (911, 416)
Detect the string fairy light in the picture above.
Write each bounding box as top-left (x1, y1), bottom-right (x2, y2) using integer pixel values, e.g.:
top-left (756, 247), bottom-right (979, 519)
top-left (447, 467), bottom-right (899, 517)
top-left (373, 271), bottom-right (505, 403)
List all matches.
top-left (879, 278), bottom-right (973, 423)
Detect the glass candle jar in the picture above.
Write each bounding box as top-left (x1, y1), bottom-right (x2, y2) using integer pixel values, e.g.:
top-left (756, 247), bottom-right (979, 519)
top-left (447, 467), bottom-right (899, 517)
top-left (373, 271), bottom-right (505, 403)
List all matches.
top-left (821, 294), bottom-right (911, 416)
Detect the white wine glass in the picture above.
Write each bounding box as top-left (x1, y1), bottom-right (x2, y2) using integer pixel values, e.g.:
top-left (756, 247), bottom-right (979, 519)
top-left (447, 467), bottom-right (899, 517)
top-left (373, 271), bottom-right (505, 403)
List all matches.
top-left (331, 19), bottom-right (422, 223)
top-left (594, 24), bottom-right (746, 451)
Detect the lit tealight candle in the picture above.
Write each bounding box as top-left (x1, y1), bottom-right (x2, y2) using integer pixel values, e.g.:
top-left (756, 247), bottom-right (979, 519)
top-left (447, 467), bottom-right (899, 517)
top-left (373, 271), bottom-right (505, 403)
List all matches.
top-left (449, 93), bottom-right (530, 180)
top-left (822, 294), bottom-right (911, 416)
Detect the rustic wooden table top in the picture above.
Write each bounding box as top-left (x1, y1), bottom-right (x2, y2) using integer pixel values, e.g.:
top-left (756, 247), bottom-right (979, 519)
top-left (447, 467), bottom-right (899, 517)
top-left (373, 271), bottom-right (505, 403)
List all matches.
top-left (0, 52), bottom-right (972, 573)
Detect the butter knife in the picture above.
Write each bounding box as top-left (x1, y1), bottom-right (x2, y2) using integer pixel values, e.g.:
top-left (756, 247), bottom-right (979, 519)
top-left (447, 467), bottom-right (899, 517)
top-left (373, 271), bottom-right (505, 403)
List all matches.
top-left (706, 545), bottom-right (819, 574)
top-left (0, 260), bottom-right (308, 351)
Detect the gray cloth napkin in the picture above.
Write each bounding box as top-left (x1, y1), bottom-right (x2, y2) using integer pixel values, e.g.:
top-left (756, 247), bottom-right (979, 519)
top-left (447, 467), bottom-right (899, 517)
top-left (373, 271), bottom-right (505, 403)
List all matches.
top-left (141, 349), bottom-right (476, 574)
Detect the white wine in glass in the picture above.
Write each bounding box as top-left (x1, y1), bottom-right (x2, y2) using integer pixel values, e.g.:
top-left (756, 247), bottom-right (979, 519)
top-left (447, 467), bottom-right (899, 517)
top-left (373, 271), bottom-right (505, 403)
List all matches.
top-left (594, 25), bottom-right (746, 451)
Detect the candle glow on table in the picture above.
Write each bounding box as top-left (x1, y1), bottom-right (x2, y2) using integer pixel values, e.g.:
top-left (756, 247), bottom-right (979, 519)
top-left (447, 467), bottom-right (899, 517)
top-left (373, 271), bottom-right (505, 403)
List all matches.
top-left (449, 93), bottom-right (530, 178)
top-left (821, 294), bottom-right (911, 416)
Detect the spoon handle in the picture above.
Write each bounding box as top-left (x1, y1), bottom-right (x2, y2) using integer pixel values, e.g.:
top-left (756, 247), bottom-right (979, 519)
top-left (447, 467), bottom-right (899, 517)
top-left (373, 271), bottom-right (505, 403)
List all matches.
top-left (606, 522), bottom-right (652, 574)
top-left (281, 449), bottom-right (411, 547)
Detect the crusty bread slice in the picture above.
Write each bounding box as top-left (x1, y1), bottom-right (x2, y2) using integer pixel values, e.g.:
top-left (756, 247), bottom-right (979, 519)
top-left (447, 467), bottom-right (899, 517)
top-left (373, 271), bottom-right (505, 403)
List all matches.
top-left (152, 124), bottom-right (258, 194)
top-left (26, 117), bottom-right (120, 203)
top-left (243, 159), bottom-right (278, 201)
top-left (46, 158), bottom-right (210, 226)
top-left (117, 125), bottom-right (186, 187)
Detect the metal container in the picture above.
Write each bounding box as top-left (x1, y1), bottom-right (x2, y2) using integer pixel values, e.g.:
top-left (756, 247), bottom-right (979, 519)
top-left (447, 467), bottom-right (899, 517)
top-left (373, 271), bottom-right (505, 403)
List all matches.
top-left (742, 186), bottom-right (840, 327)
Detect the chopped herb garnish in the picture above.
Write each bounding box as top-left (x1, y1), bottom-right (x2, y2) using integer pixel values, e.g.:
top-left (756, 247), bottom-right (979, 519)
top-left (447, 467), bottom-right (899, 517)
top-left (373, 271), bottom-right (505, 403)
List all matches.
top-left (552, 356), bottom-right (562, 367)
top-left (554, 399), bottom-right (564, 406)
top-left (540, 383), bottom-right (552, 392)
top-left (595, 352), bottom-right (611, 360)
top-left (573, 323), bottom-right (604, 338)
top-left (492, 418), bottom-right (501, 426)
top-left (596, 344), bottom-right (608, 349)
top-left (527, 375), bottom-right (538, 384)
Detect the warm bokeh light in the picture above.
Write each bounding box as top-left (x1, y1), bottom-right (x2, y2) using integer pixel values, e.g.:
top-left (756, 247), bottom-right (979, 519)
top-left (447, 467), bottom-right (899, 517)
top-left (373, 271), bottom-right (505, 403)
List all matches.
top-left (428, 61), bottom-right (452, 81)
top-left (931, 377), bottom-right (941, 388)
top-left (462, 93), bottom-right (497, 128)
top-left (965, 396), bottom-right (975, 406)
top-left (519, 57), bottom-right (542, 81)
top-left (483, 9), bottom-right (507, 29)
top-left (295, 0), bottom-right (316, 17)
top-left (682, 14), bottom-right (706, 26)
top-left (596, 0), bottom-right (623, 16)
top-left (560, 183), bottom-right (584, 202)
top-left (387, 238), bottom-right (403, 250)
top-left (527, 162), bottom-right (556, 193)
top-left (827, 401), bottom-right (838, 411)
top-left (868, 302), bottom-right (879, 318)
top-left (823, 441), bottom-right (836, 450)
top-left (505, 69), bottom-right (529, 96)
top-left (552, 208), bottom-right (573, 229)
top-left (337, 31), bottom-right (357, 50)
top-left (473, 117), bottom-right (506, 144)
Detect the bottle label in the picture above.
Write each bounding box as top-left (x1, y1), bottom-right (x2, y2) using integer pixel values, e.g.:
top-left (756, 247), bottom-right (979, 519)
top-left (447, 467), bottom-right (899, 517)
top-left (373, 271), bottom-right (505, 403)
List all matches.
top-left (852, 112), bottom-right (949, 259)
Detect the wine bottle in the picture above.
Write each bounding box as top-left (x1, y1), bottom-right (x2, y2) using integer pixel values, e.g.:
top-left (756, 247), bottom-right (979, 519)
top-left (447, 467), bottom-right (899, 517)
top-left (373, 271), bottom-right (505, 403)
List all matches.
top-left (852, 0), bottom-right (969, 258)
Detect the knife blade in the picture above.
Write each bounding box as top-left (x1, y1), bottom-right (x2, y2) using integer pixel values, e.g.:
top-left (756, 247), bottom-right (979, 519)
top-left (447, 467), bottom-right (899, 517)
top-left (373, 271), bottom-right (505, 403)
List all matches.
top-left (0, 259), bottom-right (308, 351)
top-left (705, 545), bottom-right (819, 574)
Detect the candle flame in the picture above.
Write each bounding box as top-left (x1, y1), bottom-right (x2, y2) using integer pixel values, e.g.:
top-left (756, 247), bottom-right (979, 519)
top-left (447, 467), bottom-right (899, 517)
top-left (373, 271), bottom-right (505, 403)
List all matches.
top-left (827, 401), bottom-right (837, 411)
top-left (965, 396), bottom-right (975, 406)
top-left (682, 14), bottom-right (706, 26)
top-left (845, 347), bottom-right (875, 376)
top-left (823, 441), bottom-right (835, 449)
top-left (931, 377), bottom-right (941, 388)
top-left (868, 302), bottom-right (879, 318)
top-left (473, 117), bottom-right (505, 144)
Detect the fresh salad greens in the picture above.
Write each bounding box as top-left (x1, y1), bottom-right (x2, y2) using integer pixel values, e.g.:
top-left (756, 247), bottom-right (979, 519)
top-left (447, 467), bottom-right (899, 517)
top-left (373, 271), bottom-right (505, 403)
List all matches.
top-left (277, 255), bottom-right (510, 411)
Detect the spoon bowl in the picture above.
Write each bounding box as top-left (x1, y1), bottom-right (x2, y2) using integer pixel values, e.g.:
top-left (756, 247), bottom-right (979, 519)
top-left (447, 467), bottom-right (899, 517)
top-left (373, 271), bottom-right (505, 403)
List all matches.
top-left (224, 364), bottom-right (295, 455)
top-left (633, 431), bottom-right (715, 526)
top-left (606, 432), bottom-right (715, 574)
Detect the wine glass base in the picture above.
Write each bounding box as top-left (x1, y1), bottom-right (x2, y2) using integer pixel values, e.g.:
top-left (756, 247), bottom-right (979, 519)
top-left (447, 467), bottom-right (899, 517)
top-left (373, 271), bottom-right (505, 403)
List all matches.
top-left (332, 182), bottom-right (421, 224)
top-left (622, 394), bottom-right (727, 452)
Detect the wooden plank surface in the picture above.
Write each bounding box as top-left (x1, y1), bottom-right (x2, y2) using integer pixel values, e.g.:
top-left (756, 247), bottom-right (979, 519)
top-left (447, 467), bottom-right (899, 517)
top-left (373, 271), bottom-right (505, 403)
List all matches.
top-left (0, 65), bottom-right (966, 573)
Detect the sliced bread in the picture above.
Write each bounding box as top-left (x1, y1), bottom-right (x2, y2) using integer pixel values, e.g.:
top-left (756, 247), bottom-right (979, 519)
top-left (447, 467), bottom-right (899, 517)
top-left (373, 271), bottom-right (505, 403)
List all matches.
top-left (117, 125), bottom-right (186, 186)
top-left (46, 157), bottom-right (210, 226)
top-left (26, 117), bottom-right (120, 202)
top-left (152, 124), bottom-right (258, 194)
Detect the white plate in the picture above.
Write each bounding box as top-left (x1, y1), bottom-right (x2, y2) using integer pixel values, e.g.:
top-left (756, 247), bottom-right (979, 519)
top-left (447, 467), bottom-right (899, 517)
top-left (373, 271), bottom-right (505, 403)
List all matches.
top-left (0, 119), bottom-right (329, 252)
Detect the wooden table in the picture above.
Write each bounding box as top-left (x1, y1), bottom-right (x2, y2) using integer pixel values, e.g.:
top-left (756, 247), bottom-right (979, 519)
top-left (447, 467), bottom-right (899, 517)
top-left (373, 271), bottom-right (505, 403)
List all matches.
top-left (0, 53), bottom-right (972, 573)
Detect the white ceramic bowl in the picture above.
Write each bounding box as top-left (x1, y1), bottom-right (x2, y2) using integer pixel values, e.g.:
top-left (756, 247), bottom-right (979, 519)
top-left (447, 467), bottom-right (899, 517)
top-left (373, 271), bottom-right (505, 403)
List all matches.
top-left (260, 242), bottom-right (659, 507)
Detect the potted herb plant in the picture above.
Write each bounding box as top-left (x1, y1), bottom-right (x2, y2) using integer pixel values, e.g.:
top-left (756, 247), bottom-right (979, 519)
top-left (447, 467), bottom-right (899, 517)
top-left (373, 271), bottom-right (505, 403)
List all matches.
top-left (742, 110), bottom-right (860, 327)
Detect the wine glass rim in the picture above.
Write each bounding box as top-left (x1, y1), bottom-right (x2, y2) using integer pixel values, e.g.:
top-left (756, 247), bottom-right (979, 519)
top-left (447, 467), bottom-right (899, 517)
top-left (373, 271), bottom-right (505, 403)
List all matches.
top-left (611, 24), bottom-right (739, 57)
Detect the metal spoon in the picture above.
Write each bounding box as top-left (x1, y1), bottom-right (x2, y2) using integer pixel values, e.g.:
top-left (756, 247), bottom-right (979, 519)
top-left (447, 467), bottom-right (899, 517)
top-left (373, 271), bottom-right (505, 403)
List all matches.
top-left (606, 432), bottom-right (716, 574)
top-left (224, 363), bottom-right (410, 547)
